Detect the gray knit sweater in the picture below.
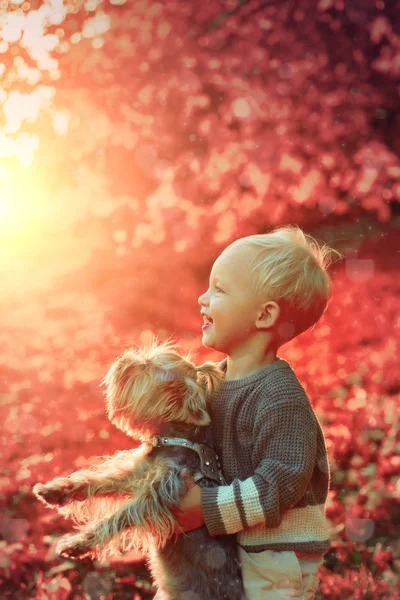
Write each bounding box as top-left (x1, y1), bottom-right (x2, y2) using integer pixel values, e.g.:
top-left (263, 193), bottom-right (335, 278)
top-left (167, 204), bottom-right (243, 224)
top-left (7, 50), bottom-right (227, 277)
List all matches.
top-left (201, 357), bottom-right (331, 556)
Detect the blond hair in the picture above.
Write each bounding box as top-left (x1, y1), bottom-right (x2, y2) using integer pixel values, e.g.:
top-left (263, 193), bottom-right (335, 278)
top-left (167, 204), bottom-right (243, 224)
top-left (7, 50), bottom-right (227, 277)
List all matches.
top-left (227, 225), bottom-right (342, 343)
top-left (100, 338), bottom-right (223, 441)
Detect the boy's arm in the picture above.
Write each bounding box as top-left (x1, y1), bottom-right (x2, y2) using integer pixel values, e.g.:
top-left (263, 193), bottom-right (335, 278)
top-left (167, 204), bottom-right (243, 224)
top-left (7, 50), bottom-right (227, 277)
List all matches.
top-left (200, 393), bottom-right (318, 537)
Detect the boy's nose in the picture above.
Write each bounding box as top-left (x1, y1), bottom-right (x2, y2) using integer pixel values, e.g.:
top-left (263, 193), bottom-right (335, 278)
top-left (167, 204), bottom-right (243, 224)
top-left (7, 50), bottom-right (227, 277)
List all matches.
top-left (198, 292), bottom-right (208, 306)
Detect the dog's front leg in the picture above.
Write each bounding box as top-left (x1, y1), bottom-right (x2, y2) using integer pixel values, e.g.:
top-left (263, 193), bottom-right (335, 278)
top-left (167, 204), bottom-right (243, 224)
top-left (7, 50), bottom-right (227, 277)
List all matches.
top-left (57, 531), bottom-right (96, 560)
top-left (58, 460), bottom-right (188, 558)
top-left (33, 476), bottom-right (87, 507)
top-left (34, 449), bottom-right (149, 507)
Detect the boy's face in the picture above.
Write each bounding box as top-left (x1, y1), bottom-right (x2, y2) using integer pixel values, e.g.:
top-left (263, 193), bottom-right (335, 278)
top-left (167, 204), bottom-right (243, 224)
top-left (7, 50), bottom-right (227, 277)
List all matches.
top-left (198, 246), bottom-right (263, 354)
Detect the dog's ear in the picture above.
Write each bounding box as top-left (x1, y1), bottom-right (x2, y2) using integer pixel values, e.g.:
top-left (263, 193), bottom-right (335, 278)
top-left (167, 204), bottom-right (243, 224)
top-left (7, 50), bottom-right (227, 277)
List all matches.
top-left (185, 402), bottom-right (211, 426)
top-left (182, 385), bottom-right (211, 426)
top-left (160, 379), bottom-right (211, 426)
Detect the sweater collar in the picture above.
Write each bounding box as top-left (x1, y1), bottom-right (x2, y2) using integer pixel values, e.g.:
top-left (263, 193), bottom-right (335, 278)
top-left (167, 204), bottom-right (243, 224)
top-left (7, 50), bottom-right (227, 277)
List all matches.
top-left (215, 357), bottom-right (291, 390)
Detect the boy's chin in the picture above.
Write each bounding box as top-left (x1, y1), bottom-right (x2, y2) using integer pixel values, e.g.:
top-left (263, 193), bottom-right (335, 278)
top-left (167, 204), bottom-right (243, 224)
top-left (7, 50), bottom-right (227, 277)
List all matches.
top-left (201, 331), bottom-right (216, 350)
top-left (201, 332), bottom-right (224, 353)
top-left (201, 338), bottom-right (215, 350)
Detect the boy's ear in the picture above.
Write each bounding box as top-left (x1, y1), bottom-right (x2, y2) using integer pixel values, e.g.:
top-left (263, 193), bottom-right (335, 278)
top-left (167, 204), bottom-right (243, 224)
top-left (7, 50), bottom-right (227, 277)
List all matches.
top-left (255, 301), bottom-right (280, 329)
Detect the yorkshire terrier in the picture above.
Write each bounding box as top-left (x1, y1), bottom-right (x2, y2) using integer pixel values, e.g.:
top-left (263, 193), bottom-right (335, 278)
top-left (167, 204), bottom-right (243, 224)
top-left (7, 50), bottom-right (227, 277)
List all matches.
top-left (33, 340), bottom-right (244, 600)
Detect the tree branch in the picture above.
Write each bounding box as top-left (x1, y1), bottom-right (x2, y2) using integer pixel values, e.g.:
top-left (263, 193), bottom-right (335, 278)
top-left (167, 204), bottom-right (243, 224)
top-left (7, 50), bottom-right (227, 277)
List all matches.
top-left (207, 0), bottom-right (251, 31)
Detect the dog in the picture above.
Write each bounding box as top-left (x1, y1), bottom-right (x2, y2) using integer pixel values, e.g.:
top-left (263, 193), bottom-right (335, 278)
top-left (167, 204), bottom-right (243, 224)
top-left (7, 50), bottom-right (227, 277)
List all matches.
top-left (33, 340), bottom-right (245, 600)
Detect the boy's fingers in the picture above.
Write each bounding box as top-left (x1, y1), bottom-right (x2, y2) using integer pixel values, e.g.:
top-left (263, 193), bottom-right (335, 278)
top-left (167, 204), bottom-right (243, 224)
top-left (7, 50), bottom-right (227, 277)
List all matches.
top-left (179, 469), bottom-right (196, 490)
top-left (179, 468), bottom-right (191, 479)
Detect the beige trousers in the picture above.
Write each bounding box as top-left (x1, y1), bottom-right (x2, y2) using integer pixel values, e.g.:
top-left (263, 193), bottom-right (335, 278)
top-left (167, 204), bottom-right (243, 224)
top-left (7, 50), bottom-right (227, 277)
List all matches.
top-left (238, 547), bottom-right (323, 600)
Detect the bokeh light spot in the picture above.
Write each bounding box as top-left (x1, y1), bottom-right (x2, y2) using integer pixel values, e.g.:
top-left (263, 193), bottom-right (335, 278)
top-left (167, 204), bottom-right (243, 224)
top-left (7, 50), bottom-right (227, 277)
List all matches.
top-left (232, 98), bottom-right (251, 119)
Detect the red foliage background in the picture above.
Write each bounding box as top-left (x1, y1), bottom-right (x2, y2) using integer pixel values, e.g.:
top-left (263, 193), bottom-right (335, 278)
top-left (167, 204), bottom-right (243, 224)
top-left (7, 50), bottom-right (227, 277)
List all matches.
top-left (0, 0), bottom-right (399, 598)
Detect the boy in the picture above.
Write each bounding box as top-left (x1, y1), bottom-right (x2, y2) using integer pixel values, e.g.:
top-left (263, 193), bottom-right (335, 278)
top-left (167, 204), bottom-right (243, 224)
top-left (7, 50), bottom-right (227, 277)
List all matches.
top-left (176, 225), bottom-right (338, 600)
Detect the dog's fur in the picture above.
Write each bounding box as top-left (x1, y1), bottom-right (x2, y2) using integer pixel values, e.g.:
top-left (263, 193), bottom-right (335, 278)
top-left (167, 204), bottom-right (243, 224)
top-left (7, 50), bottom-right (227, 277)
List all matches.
top-left (33, 340), bottom-right (244, 600)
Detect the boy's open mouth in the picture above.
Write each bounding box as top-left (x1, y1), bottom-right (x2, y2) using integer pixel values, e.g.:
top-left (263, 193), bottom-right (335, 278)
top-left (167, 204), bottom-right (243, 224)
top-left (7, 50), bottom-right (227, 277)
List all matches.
top-left (202, 315), bottom-right (213, 329)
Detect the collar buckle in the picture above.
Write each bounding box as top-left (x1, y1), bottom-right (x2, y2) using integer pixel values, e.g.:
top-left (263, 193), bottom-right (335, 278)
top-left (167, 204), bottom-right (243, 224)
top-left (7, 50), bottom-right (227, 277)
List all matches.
top-left (152, 435), bottom-right (161, 448)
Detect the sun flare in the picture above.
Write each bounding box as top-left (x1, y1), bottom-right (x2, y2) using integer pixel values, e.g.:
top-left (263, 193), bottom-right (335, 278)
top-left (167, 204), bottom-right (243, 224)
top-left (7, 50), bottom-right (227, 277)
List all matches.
top-left (0, 189), bottom-right (22, 230)
top-left (0, 167), bottom-right (50, 238)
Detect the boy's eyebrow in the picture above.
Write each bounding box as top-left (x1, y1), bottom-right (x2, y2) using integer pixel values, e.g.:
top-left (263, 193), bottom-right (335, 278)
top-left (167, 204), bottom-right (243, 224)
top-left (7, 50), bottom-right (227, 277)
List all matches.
top-left (209, 273), bottom-right (221, 283)
top-left (209, 274), bottom-right (229, 290)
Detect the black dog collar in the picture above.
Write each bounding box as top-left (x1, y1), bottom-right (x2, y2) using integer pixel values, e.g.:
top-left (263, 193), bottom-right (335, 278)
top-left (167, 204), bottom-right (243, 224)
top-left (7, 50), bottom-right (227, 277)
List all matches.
top-left (152, 436), bottom-right (226, 485)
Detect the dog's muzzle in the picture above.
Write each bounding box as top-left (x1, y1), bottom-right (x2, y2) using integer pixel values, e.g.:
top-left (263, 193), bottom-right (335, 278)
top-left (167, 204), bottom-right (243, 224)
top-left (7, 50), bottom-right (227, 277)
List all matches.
top-left (151, 436), bottom-right (226, 485)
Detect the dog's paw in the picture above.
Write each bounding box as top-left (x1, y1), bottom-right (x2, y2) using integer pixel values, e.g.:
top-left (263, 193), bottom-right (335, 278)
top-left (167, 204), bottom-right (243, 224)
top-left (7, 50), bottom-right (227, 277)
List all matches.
top-left (33, 482), bottom-right (71, 507)
top-left (56, 533), bottom-right (93, 559)
top-left (34, 478), bottom-right (83, 506)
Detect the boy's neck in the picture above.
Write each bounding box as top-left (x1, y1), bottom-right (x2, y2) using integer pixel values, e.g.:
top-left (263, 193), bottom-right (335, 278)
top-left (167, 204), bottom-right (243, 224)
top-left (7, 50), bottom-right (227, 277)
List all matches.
top-left (224, 350), bottom-right (278, 381)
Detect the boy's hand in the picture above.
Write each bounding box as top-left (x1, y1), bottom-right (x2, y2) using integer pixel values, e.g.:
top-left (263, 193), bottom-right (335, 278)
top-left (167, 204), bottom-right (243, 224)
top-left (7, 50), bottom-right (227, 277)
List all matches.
top-left (174, 470), bottom-right (205, 533)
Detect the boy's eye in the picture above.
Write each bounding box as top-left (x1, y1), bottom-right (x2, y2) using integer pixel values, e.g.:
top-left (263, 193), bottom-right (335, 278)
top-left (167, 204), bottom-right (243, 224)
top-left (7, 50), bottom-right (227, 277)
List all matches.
top-left (215, 286), bottom-right (223, 293)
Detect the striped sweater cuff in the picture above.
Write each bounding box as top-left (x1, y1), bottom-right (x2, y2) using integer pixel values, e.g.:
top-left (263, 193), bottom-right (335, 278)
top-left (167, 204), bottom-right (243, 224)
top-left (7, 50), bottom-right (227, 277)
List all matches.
top-left (201, 487), bottom-right (226, 537)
